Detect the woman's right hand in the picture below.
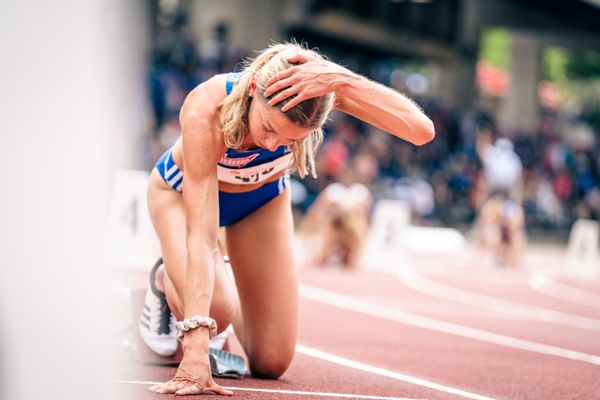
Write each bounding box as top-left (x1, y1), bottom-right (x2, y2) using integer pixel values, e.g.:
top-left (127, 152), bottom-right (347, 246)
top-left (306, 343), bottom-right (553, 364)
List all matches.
top-left (148, 335), bottom-right (233, 396)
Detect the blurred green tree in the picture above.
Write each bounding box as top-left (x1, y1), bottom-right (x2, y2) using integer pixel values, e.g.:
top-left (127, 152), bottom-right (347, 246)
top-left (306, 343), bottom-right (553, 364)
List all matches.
top-left (479, 27), bottom-right (510, 69)
top-left (544, 47), bottom-right (600, 134)
top-left (567, 50), bottom-right (600, 80)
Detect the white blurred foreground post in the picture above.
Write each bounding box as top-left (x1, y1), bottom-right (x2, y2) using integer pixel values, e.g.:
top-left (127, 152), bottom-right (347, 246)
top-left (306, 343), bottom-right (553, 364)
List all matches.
top-left (108, 169), bottom-right (160, 271)
top-left (1, 1), bottom-right (149, 399)
top-left (362, 199), bottom-right (466, 272)
top-left (565, 219), bottom-right (600, 280)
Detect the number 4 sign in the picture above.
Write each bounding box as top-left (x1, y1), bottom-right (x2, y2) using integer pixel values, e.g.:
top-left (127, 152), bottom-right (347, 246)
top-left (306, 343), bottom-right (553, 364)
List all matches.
top-left (107, 169), bottom-right (160, 271)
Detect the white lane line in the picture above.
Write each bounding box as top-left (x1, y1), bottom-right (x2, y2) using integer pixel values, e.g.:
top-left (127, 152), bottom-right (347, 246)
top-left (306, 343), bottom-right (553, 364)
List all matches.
top-left (530, 272), bottom-right (600, 310)
top-left (297, 345), bottom-right (495, 400)
top-left (115, 379), bottom-right (425, 400)
top-left (397, 268), bottom-right (600, 332)
top-left (300, 285), bottom-right (600, 366)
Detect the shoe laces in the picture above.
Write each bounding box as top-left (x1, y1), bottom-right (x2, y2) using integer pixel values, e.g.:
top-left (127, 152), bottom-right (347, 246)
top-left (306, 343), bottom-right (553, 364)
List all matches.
top-left (156, 294), bottom-right (173, 335)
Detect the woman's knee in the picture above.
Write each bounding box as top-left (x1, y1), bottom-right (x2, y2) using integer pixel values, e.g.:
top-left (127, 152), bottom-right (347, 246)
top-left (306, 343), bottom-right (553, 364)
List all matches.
top-left (248, 347), bottom-right (295, 379)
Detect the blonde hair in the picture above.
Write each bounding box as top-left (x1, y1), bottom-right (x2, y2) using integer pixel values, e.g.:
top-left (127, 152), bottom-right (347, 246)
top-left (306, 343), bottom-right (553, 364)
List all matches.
top-left (219, 42), bottom-right (335, 178)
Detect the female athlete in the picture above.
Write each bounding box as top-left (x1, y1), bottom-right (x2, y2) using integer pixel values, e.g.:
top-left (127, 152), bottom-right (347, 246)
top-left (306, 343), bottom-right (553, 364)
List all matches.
top-left (142, 42), bottom-right (435, 395)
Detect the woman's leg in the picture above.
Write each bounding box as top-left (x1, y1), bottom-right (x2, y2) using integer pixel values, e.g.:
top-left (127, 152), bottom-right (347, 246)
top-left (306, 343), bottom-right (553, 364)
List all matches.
top-left (147, 169), bottom-right (237, 332)
top-left (225, 188), bottom-right (298, 379)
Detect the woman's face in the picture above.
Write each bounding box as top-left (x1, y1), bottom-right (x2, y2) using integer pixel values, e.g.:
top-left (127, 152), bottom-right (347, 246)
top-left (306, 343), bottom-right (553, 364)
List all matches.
top-left (246, 83), bottom-right (312, 151)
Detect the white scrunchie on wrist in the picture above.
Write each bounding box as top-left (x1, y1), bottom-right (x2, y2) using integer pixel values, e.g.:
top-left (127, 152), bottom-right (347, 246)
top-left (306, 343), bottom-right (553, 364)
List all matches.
top-left (176, 315), bottom-right (218, 341)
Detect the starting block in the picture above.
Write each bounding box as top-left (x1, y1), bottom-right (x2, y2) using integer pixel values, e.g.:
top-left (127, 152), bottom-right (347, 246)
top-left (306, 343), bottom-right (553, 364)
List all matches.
top-left (209, 348), bottom-right (247, 378)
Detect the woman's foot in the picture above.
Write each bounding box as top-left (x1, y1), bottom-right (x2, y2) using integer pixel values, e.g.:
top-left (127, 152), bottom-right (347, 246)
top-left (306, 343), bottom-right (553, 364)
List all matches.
top-left (139, 258), bottom-right (178, 357)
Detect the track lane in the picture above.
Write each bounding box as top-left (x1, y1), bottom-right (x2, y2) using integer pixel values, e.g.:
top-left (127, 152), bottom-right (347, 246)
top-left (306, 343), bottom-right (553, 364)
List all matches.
top-left (298, 295), bottom-right (600, 400)
top-left (113, 244), bottom-right (600, 400)
top-left (300, 268), bottom-right (600, 355)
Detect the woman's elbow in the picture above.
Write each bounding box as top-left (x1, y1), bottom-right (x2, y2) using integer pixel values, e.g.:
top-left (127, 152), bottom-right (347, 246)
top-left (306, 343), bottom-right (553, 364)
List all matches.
top-left (411, 118), bottom-right (435, 146)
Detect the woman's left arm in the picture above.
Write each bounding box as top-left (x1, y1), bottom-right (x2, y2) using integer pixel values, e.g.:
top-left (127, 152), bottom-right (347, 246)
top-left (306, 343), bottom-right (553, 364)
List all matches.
top-left (264, 54), bottom-right (435, 146)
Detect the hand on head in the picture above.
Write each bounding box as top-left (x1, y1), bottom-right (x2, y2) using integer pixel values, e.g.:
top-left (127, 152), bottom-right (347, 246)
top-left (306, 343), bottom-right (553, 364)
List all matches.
top-left (264, 52), bottom-right (342, 112)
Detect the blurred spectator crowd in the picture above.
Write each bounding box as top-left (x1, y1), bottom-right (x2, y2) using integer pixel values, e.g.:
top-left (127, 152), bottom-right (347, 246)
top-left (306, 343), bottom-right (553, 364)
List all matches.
top-left (146, 36), bottom-right (600, 240)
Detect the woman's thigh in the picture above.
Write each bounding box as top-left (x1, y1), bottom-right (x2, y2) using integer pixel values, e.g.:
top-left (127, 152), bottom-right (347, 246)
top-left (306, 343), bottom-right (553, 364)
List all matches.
top-left (225, 188), bottom-right (298, 377)
top-left (147, 169), bottom-right (236, 329)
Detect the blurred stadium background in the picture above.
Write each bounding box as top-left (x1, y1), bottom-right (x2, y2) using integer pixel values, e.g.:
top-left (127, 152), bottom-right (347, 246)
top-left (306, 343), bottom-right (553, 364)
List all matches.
top-left (137, 0), bottom-right (600, 240)
top-left (2, 1), bottom-right (600, 399)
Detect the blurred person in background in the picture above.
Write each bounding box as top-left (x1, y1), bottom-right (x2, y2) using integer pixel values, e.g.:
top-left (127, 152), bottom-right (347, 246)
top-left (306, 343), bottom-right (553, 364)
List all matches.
top-left (301, 169), bottom-right (372, 270)
top-left (476, 124), bottom-right (523, 204)
top-left (477, 192), bottom-right (526, 268)
top-left (141, 42), bottom-right (435, 396)
top-left (475, 123), bottom-right (526, 267)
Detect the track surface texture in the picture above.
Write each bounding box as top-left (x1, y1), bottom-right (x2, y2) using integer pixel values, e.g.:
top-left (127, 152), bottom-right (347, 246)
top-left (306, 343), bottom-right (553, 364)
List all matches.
top-left (112, 244), bottom-right (600, 400)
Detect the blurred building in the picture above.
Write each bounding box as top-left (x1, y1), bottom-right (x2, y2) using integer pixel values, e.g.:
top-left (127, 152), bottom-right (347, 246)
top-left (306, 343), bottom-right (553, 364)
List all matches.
top-left (152, 0), bottom-right (600, 133)
top-left (143, 0), bottom-right (600, 238)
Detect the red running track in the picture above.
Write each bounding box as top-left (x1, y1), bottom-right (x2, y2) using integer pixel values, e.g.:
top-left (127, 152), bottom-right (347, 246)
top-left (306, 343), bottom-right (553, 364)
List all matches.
top-left (112, 244), bottom-right (600, 399)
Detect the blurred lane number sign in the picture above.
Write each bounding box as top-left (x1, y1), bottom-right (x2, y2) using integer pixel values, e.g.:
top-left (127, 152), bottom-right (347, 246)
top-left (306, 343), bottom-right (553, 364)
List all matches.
top-left (565, 219), bottom-right (599, 280)
top-left (363, 199), bottom-right (411, 270)
top-left (107, 169), bottom-right (159, 270)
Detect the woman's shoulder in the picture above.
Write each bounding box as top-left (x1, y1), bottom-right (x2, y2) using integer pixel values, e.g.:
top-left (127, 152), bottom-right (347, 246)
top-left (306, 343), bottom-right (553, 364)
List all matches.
top-left (178, 75), bottom-right (230, 158)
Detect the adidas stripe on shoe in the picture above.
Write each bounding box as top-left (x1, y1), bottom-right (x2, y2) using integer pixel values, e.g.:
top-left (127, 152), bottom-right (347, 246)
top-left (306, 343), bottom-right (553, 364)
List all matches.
top-left (138, 258), bottom-right (178, 357)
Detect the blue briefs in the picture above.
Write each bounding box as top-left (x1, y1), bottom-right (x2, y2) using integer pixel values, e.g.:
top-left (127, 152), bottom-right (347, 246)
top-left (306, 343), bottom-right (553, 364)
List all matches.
top-left (155, 147), bottom-right (289, 227)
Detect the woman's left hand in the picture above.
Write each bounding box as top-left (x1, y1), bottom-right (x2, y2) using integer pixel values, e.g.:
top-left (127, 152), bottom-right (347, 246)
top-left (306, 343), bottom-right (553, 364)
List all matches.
top-left (264, 53), bottom-right (351, 111)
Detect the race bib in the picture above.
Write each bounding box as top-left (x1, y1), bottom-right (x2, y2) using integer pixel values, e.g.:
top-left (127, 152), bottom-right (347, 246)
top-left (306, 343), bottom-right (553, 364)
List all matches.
top-left (217, 153), bottom-right (293, 185)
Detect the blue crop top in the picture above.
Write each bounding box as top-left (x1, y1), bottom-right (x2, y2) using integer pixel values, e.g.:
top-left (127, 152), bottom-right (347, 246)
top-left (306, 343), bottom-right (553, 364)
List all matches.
top-left (217, 72), bottom-right (292, 185)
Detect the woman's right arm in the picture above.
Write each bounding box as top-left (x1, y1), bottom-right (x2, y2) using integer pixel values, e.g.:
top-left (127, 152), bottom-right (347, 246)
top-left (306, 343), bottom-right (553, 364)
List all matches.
top-left (179, 79), bottom-right (223, 347)
top-left (166, 76), bottom-right (232, 396)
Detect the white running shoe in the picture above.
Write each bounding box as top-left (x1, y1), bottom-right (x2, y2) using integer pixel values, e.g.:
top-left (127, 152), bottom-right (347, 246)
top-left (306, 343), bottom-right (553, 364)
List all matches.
top-left (138, 258), bottom-right (178, 357)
